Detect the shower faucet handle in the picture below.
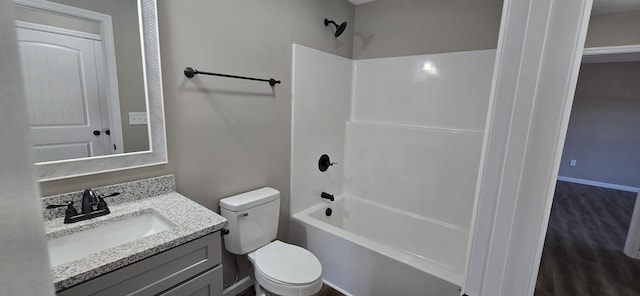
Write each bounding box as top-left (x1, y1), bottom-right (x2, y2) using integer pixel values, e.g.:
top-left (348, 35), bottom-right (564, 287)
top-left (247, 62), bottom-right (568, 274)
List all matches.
top-left (318, 154), bottom-right (337, 172)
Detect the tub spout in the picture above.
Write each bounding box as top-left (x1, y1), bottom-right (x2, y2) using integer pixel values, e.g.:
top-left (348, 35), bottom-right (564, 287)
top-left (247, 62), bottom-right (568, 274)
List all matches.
top-left (321, 192), bottom-right (334, 201)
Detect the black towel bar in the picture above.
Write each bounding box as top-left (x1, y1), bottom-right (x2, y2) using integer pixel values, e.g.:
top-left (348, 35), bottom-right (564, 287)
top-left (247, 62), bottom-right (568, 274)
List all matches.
top-left (184, 67), bottom-right (281, 86)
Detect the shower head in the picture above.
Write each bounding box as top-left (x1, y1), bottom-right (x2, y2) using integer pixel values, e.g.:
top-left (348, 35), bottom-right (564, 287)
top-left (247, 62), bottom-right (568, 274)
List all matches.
top-left (324, 18), bottom-right (347, 38)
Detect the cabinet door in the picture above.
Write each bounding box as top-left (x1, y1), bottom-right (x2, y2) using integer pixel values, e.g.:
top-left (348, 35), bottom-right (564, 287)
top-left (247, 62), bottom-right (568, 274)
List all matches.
top-left (57, 234), bottom-right (221, 296)
top-left (160, 265), bottom-right (222, 296)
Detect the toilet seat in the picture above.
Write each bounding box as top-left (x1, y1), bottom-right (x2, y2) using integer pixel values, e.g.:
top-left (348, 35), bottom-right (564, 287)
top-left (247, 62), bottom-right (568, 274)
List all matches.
top-left (249, 240), bottom-right (323, 296)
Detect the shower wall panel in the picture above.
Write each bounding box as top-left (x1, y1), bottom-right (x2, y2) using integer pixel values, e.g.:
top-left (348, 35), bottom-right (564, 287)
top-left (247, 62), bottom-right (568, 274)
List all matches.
top-left (291, 44), bottom-right (353, 214)
top-left (344, 121), bottom-right (483, 229)
top-left (352, 50), bottom-right (495, 131)
top-left (345, 50), bottom-right (496, 229)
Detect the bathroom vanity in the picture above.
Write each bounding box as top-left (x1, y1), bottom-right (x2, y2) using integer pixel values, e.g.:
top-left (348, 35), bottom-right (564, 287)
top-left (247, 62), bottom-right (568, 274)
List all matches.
top-left (42, 175), bottom-right (227, 296)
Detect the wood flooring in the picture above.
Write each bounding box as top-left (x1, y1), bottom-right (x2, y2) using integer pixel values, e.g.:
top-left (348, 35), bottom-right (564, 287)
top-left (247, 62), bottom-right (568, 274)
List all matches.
top-left (535, 181), bottom-right (640, 296)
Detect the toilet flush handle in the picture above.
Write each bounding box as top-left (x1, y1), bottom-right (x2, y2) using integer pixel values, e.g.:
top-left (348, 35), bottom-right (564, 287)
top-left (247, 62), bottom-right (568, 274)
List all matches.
top-left (237, 213), bottom-right (249, 220)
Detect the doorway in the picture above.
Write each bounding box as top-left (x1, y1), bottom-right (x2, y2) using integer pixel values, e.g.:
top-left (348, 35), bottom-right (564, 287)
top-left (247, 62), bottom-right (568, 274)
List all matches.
top-left (535, 50), bottom-right (640, 296)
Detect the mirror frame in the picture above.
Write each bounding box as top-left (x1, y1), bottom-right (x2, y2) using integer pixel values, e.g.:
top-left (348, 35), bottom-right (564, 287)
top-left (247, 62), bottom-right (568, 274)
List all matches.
top-left (19, 0), bottom-right (167, 181)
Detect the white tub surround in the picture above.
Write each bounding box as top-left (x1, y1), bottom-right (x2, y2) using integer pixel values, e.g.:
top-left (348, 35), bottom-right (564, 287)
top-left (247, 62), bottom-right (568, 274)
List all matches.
top-left (344, 121), bottom-right (483, 229)
top-left (41, 175), bottom-right (228, 291)
top-left (291, 47), bottom-right (496, 295)
top-left (352, 50), bottom-right (495, 132)
top-left (347, 49), bottom-right (495, 230)
top-left (291, 44), bottom-right (353, 214)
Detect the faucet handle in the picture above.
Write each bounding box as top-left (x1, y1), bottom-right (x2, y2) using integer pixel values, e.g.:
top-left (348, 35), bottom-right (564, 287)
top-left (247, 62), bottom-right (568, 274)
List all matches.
top-left (319, 154), bottom-right (338, 172)
top-left (98, 192), bottom-right (120, 199)
top-left (46, 202), bottom-right (78, 218)
top-left (45, 201), bottom-right (73, 209)
top-left (96, 192), bottom-right (119, 211)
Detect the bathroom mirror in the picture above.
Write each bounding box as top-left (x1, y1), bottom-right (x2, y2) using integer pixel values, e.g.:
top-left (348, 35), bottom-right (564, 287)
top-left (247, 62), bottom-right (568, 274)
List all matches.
top-left (14, 0), bottom-right (167, 181)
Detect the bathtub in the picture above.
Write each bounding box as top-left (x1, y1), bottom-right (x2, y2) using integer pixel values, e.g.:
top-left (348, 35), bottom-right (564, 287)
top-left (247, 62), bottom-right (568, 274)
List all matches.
top-left (291, 195), bottom-right (467, 296)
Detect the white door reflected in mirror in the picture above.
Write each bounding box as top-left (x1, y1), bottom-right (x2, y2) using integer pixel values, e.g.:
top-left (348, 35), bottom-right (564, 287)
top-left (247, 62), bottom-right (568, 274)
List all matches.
top-left (17, 26), bottom-right (117, 162)
top-left (14, 0), bottom-right (150, 164)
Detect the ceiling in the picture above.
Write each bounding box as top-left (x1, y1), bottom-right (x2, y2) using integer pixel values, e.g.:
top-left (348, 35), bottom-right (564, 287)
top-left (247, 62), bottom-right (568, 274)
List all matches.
top-left (592, 0), bottom-right (640, 14)
top-left (347, 0), bottom-right (640, 15)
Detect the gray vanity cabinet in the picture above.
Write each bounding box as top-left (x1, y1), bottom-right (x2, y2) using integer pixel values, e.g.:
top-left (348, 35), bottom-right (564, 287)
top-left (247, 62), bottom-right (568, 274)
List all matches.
top-left (159, 266), bottom-right (222, 296)
top-left (57, 233), bottom-right (223, 296)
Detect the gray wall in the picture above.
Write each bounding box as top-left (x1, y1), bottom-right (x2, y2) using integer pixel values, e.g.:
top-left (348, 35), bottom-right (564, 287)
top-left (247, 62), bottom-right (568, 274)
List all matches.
top-left (49, 0), bottom-right (150, 153)
top-left (352, 0), bottom-right (503, 59)
top-left (558, 62), bottom-right (640, 188)
top-left (39, 0), bottom-right (354, 285)
top-left (0, 1), bottom-right (54, 294)
top-left (585, 10), bottom-right (640, 48)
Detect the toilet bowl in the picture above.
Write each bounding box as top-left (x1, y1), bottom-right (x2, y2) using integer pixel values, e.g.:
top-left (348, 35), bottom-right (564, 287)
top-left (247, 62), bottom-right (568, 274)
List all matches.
top-left (219, 187), bottom-right (323, 296)
top-left (249, 241), bottom-right (323, 296)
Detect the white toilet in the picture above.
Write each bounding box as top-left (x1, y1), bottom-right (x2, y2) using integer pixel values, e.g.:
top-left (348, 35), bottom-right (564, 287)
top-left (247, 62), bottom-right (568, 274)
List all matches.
top-left (220, 187), bottom-right (323, 296)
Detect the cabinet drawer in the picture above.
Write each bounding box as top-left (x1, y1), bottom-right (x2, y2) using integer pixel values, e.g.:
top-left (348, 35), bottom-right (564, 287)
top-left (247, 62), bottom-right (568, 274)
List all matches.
top-left (58, 233), bottom-right (221, 296)
top-left (159, 265), bottom-right (222, 296)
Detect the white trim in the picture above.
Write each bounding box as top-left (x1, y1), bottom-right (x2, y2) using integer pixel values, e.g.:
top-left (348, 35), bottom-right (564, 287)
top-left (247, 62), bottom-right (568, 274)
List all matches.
top-left (15, 20), bottom-right (101, 40)
top-left (583, 44), bottom-right (640, 56)
top-left (222, 276), bottom-right (252, 296)
top-left (464, 0), bottom-right (593, 295)
top-left (461, 0), bottom-right (513, 293)
top-left (15, 0), bottom-right (113, 21)
top-left (624, 192), bottom-right (640, 259)
top-left (100, 6), bottom-right (125, 156)
top-left (557, 176), bottom-right (639, 193)
top-left (582, 44), bottom-right (640, 63)
top-left (323, 279), bottom-right (353, 296)
top-left (35, 0), bottom-right (166, 181)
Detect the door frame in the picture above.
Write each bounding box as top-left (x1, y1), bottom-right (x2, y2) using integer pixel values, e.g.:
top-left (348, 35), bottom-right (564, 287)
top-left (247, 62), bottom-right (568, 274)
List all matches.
top-left (463, 0), bottom-right (594, 295)
top-left (14, 0), bottom-right (124, 155)
top-left (580, 44), bottom-right (640, 261)
top-left (583, 44), bottom-right (640, 62)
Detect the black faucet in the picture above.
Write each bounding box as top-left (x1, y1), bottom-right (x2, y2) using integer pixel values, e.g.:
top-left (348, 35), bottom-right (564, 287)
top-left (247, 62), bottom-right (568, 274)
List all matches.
top-left (82, 189), bottom-right (98, 214)
top-left (321, 192), bottom-right (334, 201)
top-left (46, 190), bottom-right (120, 224)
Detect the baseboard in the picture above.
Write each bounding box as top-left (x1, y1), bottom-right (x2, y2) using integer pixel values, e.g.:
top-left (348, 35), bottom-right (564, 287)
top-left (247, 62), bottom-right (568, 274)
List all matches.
top-left (557, 176), bottom-right (639, 193)
top-left (323, 279), bottom-right (353, 296)
top-left (624, 195), bottom-right (640, 260)
top-left (223, 276), bottom-right (252, 296)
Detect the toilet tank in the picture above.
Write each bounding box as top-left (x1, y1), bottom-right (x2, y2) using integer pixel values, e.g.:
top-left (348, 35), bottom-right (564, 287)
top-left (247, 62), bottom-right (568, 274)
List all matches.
top-left (219, 187), bottom-right (280, 255)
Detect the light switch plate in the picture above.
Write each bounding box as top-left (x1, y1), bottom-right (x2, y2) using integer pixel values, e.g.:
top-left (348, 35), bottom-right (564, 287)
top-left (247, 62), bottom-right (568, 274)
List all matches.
top-left (129, 112), bottom-right (148, 125)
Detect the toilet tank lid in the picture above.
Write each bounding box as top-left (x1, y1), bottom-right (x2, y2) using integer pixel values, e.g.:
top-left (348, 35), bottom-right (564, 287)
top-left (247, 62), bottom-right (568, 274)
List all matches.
top-left (220, 187), bottom-right (280, 212)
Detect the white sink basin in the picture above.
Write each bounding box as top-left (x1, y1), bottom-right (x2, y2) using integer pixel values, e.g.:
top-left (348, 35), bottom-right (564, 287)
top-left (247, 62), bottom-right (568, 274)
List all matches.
top-left (48, 212), bottom-right (174, 267)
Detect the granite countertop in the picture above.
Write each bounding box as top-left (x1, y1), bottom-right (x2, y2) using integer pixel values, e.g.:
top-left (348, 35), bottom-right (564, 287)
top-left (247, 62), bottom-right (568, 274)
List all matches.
top-left (45, 191), bottom-right (227, 291)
